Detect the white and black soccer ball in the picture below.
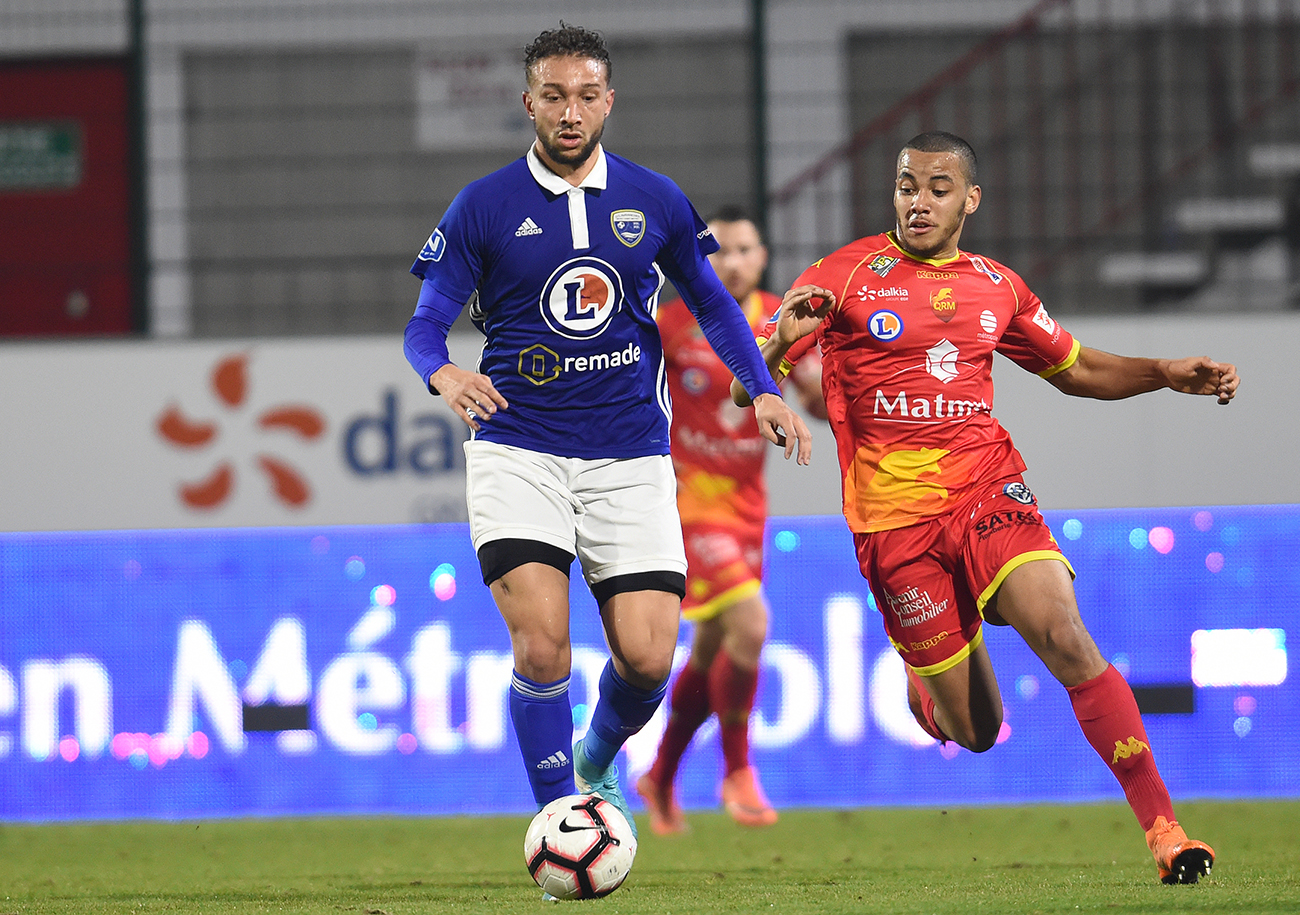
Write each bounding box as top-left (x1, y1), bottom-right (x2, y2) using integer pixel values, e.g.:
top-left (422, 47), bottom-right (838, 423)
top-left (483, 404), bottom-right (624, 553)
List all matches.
top-left (523, 794), bottom-right (637, 899)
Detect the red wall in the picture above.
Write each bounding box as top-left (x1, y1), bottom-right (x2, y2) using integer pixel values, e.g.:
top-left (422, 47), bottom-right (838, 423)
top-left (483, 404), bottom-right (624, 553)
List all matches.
top-left (0, 58), bottom-right (134, 336)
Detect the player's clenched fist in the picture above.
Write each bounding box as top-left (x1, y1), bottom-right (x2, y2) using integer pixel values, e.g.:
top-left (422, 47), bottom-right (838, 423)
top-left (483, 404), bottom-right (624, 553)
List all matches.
top-left (1163, 356), bottom-right (1240, 405)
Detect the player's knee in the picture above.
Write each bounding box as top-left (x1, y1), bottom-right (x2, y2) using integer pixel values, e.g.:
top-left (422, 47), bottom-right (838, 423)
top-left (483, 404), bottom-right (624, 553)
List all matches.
top-left (945, 712), bottom-right (1002, 753)
top-left (1039, 619), bottom-right (1105, 685)
top-left (614, 646), bottom-right (675, 688)
top-left (962, 726), bottom-right (1000, 754)
top-left (512, 632), bottom-right (571, 682)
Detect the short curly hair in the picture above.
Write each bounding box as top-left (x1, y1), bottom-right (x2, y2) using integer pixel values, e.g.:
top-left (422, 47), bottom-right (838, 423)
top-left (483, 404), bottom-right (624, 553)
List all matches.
top-left (524, 23), bottom-right (611, 85)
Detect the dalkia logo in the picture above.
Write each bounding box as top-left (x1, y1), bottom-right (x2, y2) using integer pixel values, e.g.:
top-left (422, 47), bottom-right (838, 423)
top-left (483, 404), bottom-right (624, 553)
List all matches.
top-left (155, 354), bottom-right (326, 510)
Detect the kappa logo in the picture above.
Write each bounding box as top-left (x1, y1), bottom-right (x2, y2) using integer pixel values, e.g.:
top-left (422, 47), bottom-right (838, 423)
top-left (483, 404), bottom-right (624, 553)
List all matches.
top-left (156, 354), bottom-right (326, 511)
top-left (1112, 736), bottom-right (1149, 764)
top-left (611, 209), bottom-right (645, 247)
top-left (418, 228), bottom-right (447, 262)
top-left (515, 217), bottom-right (544, 237)
top-left (930, 287), bottom-right (957, 323)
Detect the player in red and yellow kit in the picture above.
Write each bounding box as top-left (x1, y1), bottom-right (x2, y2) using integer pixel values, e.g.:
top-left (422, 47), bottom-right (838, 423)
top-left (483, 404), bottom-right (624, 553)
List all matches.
top-left (637, 208), bottom-right (825, 834)
top-left (736, 133), bottom-right (1238, 884)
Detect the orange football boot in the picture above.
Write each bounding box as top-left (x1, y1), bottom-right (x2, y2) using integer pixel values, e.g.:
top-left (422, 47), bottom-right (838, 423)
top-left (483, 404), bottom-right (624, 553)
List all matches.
top-left (635, 773), bottom-right (689, 835)
top-left (1145, 816), bottom-right (1215, 884)
top-left (720, 766), bottom-right (778, 828)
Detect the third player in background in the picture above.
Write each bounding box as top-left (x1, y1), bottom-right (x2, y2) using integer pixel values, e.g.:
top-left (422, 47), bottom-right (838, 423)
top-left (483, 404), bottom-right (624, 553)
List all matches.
top-left (637, 207), bottom-right (827, 834)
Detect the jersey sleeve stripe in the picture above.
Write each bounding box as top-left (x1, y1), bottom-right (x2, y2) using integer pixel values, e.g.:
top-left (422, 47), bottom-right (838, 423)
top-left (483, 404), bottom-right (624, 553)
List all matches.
top-left (1037, 337), bottom-right (1082, 379)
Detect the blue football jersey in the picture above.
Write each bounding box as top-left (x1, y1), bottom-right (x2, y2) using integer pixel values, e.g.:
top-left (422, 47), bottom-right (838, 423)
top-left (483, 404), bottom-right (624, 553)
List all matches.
top-left (410, 146), bottom-right (727, 460)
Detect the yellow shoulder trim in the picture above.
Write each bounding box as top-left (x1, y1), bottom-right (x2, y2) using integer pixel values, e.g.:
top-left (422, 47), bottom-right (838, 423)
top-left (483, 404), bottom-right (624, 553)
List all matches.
top-left (1037, 338), bottom-right (1082, 379)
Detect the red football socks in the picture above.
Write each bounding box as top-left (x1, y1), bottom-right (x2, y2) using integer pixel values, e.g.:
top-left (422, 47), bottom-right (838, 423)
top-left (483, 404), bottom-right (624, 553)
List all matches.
top-left (647, 661), bottom-right (711, 786)
top-left (710, 650), bottom-right (759, 775)
top-left (1066, 663), bottom-right (1176, 831)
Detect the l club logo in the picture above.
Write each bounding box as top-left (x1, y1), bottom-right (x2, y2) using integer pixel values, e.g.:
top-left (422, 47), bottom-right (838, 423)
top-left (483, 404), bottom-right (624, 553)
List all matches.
top-left (930, 287), bottom-right (957, 323)
top-left (611, 209), bottom-right (645, 247)
top-left (539, 257), bottom-right (625, 339)
top-left (867, 309), bottom-right (903, 341)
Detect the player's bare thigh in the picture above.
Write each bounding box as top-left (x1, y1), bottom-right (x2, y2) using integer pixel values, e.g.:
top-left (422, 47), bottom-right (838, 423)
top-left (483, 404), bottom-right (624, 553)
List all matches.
top-left (492, 562), bottom-right (573, 682)
top-left (686, 591), bottom-right (768, 670)
top-left (984, 558), bottom-right (1107, 687)
top-left (599, 589), bottom-right (681, 688)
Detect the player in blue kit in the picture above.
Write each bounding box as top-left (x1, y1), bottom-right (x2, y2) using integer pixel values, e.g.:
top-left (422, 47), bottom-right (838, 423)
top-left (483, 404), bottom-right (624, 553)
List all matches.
top-left (403, 23), bottom-right (812, 850)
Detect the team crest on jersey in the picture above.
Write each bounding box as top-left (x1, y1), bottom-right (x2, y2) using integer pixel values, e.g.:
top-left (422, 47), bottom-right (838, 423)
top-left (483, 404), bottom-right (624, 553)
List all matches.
top-left (540, 256), bottom-right (625, 340)
top-left (1003, 482), bottom-right (1036, 505)
top-left (868, 254), bottom-right (900, 277)
top-left (418, 229), bottom-right (447, 263)
top-left (1032, 303), bottom-right (1058, 335)
top-left (682, 367), bottom-right (710, 394)
top-left (930, 287), bottom-right (957, 323)
top-left (970, 256), bottom-right (1004, 284)
top-left (868, 309), bottom-right (904, 341)
top-left (611, 210), bottom-right (646, 247)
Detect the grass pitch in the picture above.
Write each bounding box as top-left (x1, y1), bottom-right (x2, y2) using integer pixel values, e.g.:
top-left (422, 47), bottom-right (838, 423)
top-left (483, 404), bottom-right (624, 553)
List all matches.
top-left (2, 800), bottom-right (1297, 914)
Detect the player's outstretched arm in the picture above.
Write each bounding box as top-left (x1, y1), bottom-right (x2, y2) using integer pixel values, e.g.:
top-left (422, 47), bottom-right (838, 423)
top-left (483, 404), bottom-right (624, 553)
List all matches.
top-left (1047, 346), bottom-right (1240, 405)
top-left (731, 284), bottom-right (835, 408)
top-left (431, 363), bottom-right (509, 432)
top-left (752, 392), bottom-right (813, 465)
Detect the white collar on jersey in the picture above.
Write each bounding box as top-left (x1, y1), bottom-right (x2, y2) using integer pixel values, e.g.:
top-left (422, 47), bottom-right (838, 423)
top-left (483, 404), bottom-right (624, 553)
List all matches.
top-left (526, 144), bottom-right (607, 250)
top-left (526, 143), bottom-right (608, 195)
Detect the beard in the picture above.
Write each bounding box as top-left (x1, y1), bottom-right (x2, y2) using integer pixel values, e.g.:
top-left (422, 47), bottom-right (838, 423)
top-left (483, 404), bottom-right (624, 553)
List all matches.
top-left (537, 124), bottom-right (604, 170)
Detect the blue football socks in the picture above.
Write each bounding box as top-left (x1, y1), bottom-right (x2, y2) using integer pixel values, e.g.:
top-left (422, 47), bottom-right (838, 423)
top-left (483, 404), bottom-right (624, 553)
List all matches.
top-left (580, 659), bottom-right (668, 770)
top-left (508, 671), bottom-right (575, 806)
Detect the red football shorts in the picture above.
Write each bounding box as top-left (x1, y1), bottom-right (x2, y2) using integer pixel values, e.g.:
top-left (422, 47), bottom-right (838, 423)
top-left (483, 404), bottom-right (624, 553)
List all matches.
top-left (852, 476), bottom-right (1074, 675)
top-left (680, 522), bottom-right (764, 622)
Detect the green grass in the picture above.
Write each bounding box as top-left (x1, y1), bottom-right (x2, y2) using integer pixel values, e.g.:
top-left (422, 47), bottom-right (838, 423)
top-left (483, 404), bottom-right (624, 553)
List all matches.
top-left (2, 800), bottom-right (1298, 914)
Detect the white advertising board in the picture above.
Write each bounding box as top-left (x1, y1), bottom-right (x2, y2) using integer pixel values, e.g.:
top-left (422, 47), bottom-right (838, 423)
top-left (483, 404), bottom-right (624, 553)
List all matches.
top-left (0, 334), bottom-right (482, 532)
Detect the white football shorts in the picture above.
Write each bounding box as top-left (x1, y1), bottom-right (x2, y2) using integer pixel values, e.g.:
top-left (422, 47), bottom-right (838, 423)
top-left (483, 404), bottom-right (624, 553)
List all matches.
top-left (464, 439), bottom-right (687, 587)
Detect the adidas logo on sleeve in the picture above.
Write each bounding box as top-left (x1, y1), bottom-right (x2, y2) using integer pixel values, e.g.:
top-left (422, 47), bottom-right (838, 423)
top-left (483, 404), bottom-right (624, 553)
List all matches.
top-left (516, 217), bottom-right (544, 237)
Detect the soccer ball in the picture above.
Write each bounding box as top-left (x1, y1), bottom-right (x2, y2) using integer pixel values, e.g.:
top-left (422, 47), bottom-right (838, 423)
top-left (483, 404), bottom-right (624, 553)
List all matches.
top-left (524, 794), bottom-right (637, 899)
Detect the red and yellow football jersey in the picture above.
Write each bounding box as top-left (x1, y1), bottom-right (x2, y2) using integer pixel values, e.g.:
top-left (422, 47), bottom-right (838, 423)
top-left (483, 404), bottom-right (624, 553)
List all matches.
top-left (773, 232), bottom-right (1080, 534)
top-left (659, 290), bottom-right (781, 532)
